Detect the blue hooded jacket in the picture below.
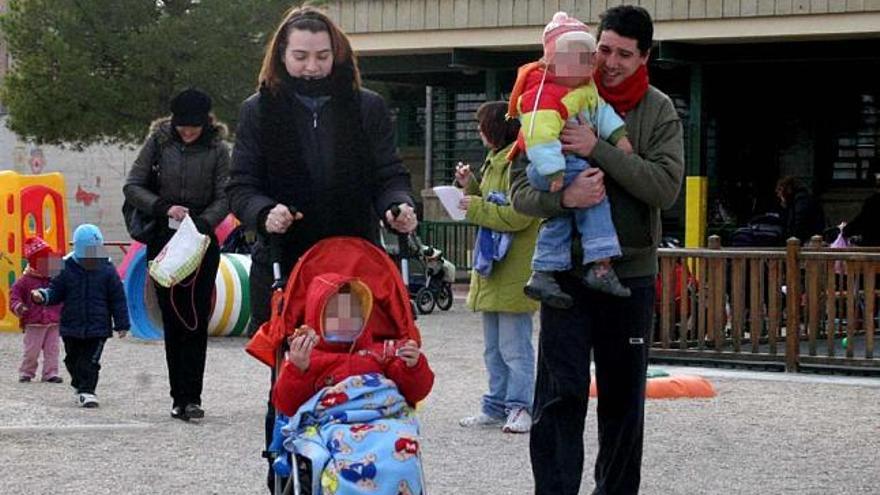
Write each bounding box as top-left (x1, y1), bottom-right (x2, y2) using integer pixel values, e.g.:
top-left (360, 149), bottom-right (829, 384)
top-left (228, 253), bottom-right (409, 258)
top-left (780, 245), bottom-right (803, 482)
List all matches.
top-left (39, 224), bottom-right (130, 338)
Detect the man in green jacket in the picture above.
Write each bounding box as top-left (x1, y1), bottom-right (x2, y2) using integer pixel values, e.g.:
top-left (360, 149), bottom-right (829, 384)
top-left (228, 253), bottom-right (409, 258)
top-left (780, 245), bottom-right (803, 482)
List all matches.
top-left (510, 6), bottom-right (684, 494)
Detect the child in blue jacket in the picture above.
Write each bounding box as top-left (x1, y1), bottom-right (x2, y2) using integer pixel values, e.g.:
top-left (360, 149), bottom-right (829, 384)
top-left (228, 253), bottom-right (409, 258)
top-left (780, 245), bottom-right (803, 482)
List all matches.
top-left (32, 224), bottom-right (130, 408)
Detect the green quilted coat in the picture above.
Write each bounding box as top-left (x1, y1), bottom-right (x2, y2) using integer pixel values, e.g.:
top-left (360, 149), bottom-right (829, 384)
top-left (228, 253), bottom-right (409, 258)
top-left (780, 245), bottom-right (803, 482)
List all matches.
top-left (464, 144), bottom-right (540, 314)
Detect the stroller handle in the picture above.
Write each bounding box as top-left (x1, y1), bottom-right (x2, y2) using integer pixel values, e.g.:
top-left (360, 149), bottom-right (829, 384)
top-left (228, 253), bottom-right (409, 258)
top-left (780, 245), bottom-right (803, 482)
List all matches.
top-left (388, 204), bottom-right (412, 258)
top-left (270, 205), bottom-right (298, 290)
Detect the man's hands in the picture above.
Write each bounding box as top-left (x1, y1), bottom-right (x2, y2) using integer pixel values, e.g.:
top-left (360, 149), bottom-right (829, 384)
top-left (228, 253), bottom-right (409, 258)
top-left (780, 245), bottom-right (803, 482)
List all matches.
top-left (561, 168), bottom-right (606, 208)
top-left (287, 325), bottom-right (319, 372)
top-left (560, 114), bottom-right (598, 158)
top-left (395, 339), bottom-right (421, 368)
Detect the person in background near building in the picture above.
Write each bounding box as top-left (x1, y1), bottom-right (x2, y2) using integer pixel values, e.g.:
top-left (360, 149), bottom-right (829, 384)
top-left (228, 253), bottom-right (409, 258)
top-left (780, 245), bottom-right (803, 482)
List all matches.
top-left (510, 5), bottom-right (684, 494)
top-left (224, 6), bottom-right (416, 491)
top-left (775, 175), bottom-right (826, 244)
top-left (123, 88), bottom-right (230, 422)
top-left (10, 236), bottom-right (63, 384)
top-left (841, 172), bottom-right (880, 246)
top-left (456, 101), bottom-right (540, 434)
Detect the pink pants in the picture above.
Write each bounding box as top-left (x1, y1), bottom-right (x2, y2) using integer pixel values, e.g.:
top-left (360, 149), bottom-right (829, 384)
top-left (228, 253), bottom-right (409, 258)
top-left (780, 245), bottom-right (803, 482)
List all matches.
top-left (19, 324), bottom-right (61, 380)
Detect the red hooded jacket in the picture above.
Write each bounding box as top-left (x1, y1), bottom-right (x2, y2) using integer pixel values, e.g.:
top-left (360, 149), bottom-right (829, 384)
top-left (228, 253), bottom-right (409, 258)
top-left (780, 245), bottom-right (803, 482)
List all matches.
top-left (271, 273), bottom-right (434, 416)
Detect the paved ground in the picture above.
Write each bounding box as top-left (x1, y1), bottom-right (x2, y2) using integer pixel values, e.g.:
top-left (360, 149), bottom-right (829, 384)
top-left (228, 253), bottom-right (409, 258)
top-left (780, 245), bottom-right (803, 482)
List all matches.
top-left (1, 300), bottom-right (879, 494)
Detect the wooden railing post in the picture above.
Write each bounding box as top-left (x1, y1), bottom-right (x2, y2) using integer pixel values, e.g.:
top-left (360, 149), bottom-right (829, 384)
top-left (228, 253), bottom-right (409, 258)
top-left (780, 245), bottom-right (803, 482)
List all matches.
top-left (785, 237), bottom-right (801, 372)
top-left (708, 235), bottom-right (723, 351)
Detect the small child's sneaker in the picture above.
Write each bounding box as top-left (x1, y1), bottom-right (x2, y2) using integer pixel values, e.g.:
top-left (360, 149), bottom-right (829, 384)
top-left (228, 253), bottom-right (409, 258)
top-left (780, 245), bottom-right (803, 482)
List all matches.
top-left (459, 412), bottom-right (504, 428)
top-left (502, 408), bottom-right (532, 434)
top-left (78, 393), bottom-right (99, 408)
top-left (18, 376), bottom-right (32, 383)
top-left (44, 376), bottom-right (63, 384)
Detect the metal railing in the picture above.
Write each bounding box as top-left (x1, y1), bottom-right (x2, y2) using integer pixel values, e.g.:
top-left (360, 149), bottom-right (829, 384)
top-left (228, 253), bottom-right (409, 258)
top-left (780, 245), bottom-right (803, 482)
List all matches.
top-left (417, 221), bottom-right (478, 275)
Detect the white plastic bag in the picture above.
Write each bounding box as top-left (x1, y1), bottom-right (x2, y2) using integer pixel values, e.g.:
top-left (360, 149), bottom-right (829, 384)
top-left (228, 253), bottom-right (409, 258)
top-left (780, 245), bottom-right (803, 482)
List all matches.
top-left (830, 229), bottom-right (850, 275)
top-left (148, 215), bottom-right (209, 288)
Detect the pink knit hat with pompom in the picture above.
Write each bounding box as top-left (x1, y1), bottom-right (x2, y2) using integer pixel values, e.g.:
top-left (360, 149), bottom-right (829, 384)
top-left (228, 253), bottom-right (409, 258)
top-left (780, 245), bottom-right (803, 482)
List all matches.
top-left (543, 12), bottom-right (590, 61)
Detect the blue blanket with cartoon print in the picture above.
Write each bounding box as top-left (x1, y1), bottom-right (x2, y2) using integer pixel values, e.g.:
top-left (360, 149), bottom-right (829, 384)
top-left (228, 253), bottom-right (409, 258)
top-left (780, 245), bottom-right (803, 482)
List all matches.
top-left (281, 373), bottom-right (423, 495)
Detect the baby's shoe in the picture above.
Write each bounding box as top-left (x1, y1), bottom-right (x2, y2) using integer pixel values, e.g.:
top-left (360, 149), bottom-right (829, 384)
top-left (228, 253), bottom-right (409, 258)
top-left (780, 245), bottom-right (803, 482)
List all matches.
top-left (18, 375), bottom-right (32, 383)
top-left (583, 264), bottom-right (631, 297)
top-left (44, 376), bottom-right (63, 384)
top-left (523, 271), bottom-right (573, 309)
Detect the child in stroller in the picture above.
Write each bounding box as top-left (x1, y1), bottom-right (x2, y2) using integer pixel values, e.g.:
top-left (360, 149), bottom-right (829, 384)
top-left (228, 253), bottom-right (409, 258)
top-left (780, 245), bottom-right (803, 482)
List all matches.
top-left (247, 237), bottom-right (434, 495)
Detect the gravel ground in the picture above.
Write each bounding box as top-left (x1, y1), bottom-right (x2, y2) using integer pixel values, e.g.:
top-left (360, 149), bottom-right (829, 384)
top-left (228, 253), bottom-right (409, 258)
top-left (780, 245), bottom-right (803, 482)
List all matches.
top-left (1, 300), bottom-right (879, 494)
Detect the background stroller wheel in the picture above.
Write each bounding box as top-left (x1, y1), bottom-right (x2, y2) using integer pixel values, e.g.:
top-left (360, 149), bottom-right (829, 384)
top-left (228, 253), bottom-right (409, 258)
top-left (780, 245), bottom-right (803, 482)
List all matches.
top-left (416, 287), bottom-right (435, 314)
top-left (435, 283), bottom-right (453, 311)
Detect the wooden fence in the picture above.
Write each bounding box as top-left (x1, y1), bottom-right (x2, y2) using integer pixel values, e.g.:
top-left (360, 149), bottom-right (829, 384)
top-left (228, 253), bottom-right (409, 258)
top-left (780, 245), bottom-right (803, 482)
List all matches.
top-left (653, 236), bottom-right (879, 374)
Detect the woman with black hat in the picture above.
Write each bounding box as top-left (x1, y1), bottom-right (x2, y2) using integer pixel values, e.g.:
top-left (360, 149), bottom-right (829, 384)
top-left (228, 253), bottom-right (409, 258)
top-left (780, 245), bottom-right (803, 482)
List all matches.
top-left (123, 88), bottom-right (230, 421)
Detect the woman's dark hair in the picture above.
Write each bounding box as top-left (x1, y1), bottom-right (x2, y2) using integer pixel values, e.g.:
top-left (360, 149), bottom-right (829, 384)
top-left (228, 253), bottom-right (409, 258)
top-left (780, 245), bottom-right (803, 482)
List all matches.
top-left (597, 5), bottom-right (654, 54)
top-left (475, 101), bottom-right (520, 150)
top-left (775, 176), bottom-right (803, 203)
top-left (258, 4), bottom-right (360, 93)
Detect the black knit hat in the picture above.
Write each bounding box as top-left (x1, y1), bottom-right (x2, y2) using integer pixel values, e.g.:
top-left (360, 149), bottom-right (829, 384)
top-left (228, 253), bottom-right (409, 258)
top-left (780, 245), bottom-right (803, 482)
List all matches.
top-left (170, 88), bottom-right (212, 127)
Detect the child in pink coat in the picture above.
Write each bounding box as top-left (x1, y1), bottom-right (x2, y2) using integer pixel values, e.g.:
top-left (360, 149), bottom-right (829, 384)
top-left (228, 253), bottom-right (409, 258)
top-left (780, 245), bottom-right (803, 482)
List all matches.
top-left (9, 237), bottom-right (63, 383)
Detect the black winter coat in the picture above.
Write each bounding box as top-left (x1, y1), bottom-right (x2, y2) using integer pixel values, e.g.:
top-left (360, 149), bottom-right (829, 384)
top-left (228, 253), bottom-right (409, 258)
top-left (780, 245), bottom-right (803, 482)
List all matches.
top-left (43, 257), bottom-right (130, 339)
top-left (123, 118), bottom-right (231, 242)
top-left (226, 88), bottom-right (412, 266)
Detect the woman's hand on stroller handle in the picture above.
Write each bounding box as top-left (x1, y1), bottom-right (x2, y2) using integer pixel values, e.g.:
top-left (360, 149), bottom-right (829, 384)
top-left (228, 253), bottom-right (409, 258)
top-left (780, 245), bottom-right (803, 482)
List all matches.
top-left (395, 339), bottom-right (421, 368)
top-left (385, 203), bottom-right (417, 234)
top-left (287, 325), bottom-right (318, 371)
top-left (265, 204), bottom-right (303, 234)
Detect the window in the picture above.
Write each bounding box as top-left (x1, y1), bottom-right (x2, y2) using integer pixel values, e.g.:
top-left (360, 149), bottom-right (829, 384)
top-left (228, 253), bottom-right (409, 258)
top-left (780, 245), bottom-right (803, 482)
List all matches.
top-left (832, 93), bottom-right (878, 184)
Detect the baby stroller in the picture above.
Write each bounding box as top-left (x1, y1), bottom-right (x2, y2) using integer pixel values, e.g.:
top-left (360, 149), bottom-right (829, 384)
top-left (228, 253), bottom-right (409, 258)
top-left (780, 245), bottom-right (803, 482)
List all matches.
top-left (246, 236), bottom-right (427, 495)
top-left (380, 228), bottom-right (455, 315)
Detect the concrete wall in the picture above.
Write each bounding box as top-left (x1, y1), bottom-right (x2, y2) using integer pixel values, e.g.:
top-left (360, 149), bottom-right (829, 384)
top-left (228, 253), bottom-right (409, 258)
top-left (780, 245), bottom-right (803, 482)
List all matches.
top-left (0, 117), bottom-right (137, 256)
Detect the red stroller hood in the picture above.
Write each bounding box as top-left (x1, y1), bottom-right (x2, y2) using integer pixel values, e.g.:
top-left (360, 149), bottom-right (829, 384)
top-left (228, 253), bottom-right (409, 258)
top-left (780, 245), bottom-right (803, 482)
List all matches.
top-left (247, 236), bottom-right (421, 367)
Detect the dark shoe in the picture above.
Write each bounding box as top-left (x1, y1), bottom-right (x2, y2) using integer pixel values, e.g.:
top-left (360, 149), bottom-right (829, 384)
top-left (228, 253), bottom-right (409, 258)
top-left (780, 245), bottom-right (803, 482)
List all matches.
top-left (523, 271), bottom-right (573, 309)
top-left (184, 403), bottom-right (205, 419)
top-left (45, 376), bottom-right (64, 384)
top-left (583, 264), bottom-right (631, 297)
top-left (171, 406), bottom-right (190, 422)
top-left (18, 376), bottom-right (32, 383)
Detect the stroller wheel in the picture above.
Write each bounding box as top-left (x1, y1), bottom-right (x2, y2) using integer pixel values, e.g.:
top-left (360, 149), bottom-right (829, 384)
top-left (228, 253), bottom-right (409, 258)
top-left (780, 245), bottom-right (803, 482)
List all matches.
top-left (436, 283), bottom-right (453, 311)
top-left (415, 287), bottom-right (435, 314)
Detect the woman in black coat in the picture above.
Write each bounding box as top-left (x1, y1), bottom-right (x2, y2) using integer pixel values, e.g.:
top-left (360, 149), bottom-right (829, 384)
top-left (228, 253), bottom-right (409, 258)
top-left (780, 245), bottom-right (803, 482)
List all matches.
top-left (123, 88), bottom-right (230, 421)
top-left (225, 6), bottom-right (417, 490)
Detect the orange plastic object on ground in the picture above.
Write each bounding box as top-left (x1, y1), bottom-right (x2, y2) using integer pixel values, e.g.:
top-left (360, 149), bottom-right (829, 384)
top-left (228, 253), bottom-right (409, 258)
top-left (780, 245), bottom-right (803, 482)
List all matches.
top-left (589, 374), bottom-right (717, 399)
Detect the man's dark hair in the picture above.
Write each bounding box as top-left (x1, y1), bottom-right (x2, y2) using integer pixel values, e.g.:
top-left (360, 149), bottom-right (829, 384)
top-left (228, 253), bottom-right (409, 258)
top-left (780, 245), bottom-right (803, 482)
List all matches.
top-left (475, 101), bottom-right (520, 150)
top-left (598, 5), bottom-right (654, 54)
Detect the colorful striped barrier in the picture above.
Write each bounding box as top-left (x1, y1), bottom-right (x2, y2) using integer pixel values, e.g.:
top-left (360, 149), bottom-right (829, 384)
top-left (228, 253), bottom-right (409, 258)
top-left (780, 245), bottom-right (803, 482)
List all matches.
top-left (123, 247), bottom-right (252, 340)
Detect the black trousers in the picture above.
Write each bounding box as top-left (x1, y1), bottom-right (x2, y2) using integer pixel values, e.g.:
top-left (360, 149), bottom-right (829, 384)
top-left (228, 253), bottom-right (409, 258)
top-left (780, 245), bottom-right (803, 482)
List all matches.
top-left (62, 336), bottom-right (106, 395)
top-left (153, 240), bottom-right (220, 408)
top-left (530, 274), bottom-right (655, 495)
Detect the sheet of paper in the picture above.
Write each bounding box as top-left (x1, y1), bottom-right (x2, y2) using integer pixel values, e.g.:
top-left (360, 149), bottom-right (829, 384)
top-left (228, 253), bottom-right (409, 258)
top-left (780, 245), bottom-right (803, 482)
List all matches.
top-left (432, 185), bottom-right (466, 221)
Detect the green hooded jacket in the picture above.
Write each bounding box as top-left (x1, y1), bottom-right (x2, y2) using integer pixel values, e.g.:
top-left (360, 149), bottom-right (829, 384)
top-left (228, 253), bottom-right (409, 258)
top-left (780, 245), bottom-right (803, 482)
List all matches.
top-left (465, 143), bottom-right (540, 314)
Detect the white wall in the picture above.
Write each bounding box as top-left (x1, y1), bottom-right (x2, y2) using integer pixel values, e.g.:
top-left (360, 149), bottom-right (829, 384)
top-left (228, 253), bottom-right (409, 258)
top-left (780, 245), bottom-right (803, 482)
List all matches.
top-left (1, 116), bottom-right (139, 254)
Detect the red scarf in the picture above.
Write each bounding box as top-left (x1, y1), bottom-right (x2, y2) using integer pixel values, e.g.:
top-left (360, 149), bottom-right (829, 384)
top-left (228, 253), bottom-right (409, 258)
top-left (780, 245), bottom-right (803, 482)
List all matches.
top-left (595, 64), bottom-right (649, 116)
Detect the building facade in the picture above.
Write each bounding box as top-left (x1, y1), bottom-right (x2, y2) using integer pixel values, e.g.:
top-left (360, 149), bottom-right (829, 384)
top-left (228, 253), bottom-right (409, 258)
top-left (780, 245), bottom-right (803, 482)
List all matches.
top-left (330, 0), bottom-right (880, 245)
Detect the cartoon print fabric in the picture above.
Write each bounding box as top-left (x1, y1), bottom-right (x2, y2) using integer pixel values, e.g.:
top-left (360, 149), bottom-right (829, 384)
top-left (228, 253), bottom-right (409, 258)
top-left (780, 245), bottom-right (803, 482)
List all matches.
top-left (281, 373), bottom-right (423, 495)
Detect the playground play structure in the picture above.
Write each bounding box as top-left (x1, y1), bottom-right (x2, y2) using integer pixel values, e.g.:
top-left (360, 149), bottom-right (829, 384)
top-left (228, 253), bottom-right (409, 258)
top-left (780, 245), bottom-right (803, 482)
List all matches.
top-left (0, 171), bottom-right (68, 332)
top-left (0, 171), bottom-right (251, 338)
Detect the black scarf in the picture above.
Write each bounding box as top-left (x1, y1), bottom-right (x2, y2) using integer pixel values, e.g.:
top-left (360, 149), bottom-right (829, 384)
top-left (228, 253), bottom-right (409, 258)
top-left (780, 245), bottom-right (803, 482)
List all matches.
top-left (258, 62), bottom-right (377, 260)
